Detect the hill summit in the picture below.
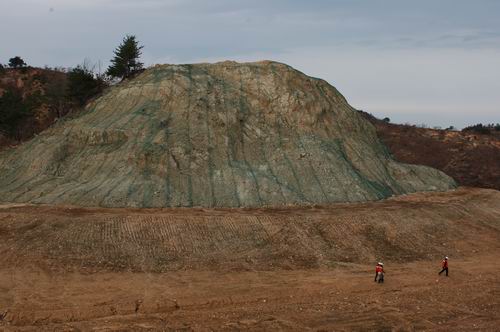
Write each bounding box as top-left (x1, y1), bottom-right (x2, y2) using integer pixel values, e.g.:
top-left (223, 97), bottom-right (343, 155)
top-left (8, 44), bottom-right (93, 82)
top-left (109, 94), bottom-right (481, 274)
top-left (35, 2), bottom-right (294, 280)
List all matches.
top-left (0, 61), bottom-right (455, 207)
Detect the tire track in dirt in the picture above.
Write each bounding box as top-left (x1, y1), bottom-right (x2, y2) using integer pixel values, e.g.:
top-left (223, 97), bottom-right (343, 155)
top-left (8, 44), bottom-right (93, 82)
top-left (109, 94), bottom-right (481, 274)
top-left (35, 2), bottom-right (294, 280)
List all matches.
top-left (0, 188), bottom-right (499, 272)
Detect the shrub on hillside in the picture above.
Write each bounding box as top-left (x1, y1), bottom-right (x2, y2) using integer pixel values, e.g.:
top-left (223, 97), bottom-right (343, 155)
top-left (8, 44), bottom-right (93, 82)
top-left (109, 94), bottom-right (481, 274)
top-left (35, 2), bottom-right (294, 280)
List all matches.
top-left (0, 88), bottom-right (38, 138)
top-left (462, 123), bottom-right (500, 135)
top-left (67, 64), bottom-right (107, 106)
top-left (42, 71), bottom-right (71, 118)
top-left (8, 56), bottom-right (27, 69)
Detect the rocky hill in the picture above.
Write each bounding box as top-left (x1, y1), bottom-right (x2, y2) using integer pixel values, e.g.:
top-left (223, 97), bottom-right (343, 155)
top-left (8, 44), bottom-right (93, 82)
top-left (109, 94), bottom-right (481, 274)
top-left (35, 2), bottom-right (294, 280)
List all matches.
top-left (0, 61), bottom-right (455, 207)
top-left (361, 112), bottom-right (500, 191)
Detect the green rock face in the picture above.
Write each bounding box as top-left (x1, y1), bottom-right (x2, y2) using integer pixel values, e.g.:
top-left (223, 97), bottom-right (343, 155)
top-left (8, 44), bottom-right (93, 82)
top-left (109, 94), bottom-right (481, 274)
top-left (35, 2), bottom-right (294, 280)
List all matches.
top-left (0, 61), bottom-right (456, 207)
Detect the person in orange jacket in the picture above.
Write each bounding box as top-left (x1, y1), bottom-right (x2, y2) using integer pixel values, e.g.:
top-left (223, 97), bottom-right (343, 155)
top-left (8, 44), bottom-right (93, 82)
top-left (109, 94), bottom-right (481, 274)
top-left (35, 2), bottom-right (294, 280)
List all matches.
top-left (438, 256), bottom-right (449, 276)
top-left (374, 262), bottom-right (384, 283)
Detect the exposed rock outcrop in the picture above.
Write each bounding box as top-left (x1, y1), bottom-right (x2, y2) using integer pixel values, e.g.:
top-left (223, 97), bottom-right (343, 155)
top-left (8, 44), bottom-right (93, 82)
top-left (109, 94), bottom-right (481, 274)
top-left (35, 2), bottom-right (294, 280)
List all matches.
top-left (0, 61), bottom-right (455, 207)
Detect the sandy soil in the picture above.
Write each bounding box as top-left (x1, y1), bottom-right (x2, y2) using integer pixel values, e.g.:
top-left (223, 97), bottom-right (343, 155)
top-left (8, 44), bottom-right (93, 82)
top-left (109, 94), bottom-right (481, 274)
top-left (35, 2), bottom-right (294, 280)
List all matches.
top-left (0, 187), bottom-right (499, 331)
top-left (1, 257), bottom-right (499, 331)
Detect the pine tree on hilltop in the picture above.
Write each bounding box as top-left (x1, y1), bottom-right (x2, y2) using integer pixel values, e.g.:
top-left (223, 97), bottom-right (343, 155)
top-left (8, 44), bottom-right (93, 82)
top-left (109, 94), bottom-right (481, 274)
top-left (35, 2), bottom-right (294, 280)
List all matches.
top-left (106, 35), bottom-right (144, 80)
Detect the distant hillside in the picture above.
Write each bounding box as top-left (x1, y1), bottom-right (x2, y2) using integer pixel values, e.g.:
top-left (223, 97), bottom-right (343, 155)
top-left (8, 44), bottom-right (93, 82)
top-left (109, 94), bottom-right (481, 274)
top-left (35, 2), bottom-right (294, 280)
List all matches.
top-left (0, 67), bottom-right (69, 147)
top-left (360, 112), bottom-right (500, 190)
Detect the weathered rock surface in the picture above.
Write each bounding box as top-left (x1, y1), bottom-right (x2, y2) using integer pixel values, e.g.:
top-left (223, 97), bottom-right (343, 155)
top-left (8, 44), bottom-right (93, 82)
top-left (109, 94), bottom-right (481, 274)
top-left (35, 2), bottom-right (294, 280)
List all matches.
top-left (0, 61), bottom-right (456, 207)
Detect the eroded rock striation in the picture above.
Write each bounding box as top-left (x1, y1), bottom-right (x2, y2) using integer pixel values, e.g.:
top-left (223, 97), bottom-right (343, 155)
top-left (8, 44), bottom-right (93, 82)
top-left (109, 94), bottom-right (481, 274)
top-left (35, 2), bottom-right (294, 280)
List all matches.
top-left (0, 61), bottom-right (456, 207)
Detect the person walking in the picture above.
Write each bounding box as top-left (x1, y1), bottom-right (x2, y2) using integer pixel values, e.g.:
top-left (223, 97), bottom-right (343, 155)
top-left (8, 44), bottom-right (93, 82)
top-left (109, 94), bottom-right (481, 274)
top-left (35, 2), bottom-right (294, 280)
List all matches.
top-left (374, 262), bottom-right (384, 283)
top-left (438, 256), bottom-right (449, 277)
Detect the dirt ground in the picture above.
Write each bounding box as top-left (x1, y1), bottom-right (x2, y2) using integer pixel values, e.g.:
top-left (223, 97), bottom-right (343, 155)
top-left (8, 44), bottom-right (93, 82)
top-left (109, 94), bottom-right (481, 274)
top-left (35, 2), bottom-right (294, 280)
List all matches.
top-left (1, 257), bottom-right (499, 331)
top-left (0, 187), bottom-right (499, 331)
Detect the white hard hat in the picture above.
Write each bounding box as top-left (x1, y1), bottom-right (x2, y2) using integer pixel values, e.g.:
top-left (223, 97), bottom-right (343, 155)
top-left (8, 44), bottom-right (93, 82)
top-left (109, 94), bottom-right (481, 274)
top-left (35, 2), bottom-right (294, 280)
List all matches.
top-left (445, 256), bottom-right (449, 260)
top-left (379, 262), bottom-right (384, 266)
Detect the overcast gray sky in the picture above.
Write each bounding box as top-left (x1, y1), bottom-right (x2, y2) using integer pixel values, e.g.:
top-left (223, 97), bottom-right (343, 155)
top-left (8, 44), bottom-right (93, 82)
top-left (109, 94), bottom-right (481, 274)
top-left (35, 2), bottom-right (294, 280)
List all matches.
top-left (1, 0), bottom-right (499, 128)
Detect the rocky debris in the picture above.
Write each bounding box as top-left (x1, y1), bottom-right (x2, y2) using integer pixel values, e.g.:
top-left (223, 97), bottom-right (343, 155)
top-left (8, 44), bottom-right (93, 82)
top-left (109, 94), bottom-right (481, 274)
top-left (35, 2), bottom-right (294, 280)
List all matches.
top-left (0, 61), bottom-right (455, 207)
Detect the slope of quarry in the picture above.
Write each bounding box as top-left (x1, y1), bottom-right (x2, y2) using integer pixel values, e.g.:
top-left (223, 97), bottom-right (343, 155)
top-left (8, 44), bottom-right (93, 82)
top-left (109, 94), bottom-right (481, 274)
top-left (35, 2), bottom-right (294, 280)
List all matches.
top-left (0, 187), bottom-right (497, 272)
top-left (0, 188), bottom-right (499, 330)
top-left (0, 61), bottom-right (455, 207)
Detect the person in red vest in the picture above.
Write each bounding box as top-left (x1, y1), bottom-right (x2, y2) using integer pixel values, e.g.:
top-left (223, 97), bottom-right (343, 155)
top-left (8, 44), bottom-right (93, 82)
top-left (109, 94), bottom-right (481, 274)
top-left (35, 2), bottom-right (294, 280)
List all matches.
top-left (374, 262), bottom-right (384, 283)
top-left (438, 256), bottom-right (449, 276)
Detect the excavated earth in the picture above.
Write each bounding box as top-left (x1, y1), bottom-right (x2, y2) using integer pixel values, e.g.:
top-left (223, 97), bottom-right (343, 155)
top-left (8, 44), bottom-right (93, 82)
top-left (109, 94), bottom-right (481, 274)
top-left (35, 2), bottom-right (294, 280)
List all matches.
top-left (0, 188), bottom-right (499, 330)
top-left (2, 61), bottom-right (496, 331)
top-left (0, 61), bottom-right (454, 208)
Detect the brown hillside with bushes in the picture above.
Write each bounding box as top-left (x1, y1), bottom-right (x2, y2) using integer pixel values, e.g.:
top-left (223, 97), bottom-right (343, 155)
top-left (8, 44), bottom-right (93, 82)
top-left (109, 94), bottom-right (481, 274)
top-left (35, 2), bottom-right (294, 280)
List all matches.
top-left (360, 111), bottom-right (500, 190)
top-left (0, 65), bottom-right (106, 149)
top-left (0, 67), bottom-right (69, 146)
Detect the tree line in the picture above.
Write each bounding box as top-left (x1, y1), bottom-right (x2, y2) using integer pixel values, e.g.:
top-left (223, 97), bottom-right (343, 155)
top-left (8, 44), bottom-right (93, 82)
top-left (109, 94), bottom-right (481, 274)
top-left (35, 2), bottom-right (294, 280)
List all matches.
top-left (462, 123), bottom-right (500, 135)
top-left (0, 35), bottom-right (144, 140)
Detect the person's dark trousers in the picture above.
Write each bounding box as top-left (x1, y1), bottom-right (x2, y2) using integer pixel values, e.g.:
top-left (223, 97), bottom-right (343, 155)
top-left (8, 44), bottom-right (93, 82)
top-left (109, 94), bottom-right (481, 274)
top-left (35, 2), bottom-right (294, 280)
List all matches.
top-left (439, 268), bottom-right (448, 276)
top-left (378, 274), bottom-right (384, 283)
top-left (374, 273), bottom-right (378, 282)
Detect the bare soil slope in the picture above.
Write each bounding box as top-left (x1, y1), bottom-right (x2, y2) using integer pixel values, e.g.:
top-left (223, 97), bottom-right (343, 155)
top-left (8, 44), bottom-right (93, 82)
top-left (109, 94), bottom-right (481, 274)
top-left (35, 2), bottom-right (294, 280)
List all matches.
top-left (1, 188), bottom-right (498, 272)
top-left (0, 61), bottom-right (454, 208)
top-left (361, 112), bottom-right (500, 191)
top-left (0, 188), bottom-right (499, 330)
